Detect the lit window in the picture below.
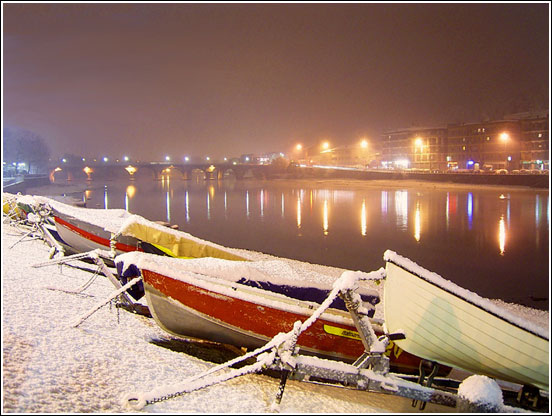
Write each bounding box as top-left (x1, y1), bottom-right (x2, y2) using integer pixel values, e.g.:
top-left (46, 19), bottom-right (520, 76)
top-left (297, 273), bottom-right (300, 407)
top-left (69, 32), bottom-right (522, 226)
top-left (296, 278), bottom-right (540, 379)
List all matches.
top-left (462, 146), bottom-right (466, 151)
top-left (538, 133), bottom-right (543, 138)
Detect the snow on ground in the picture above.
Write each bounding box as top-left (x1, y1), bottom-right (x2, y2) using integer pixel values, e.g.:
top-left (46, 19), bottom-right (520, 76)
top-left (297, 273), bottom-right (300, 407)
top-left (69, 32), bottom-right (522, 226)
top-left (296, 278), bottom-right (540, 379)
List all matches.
top-left (2, 222), bottom-right (457, 413)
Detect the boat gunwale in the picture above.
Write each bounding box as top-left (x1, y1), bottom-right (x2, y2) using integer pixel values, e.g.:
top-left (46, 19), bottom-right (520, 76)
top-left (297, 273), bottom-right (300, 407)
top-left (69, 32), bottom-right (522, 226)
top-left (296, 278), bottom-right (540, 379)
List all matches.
top-left (385, 258), bottom-right (548, 341)
top-left (140, 266), bottom-right (385, 330)
top-left (53, 213), bottom-right (141, 253)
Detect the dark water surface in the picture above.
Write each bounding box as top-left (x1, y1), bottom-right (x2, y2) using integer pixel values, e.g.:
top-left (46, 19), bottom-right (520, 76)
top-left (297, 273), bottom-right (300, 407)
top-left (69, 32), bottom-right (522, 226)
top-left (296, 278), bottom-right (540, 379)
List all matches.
top-left (49, 177), bottom-right (549, 310)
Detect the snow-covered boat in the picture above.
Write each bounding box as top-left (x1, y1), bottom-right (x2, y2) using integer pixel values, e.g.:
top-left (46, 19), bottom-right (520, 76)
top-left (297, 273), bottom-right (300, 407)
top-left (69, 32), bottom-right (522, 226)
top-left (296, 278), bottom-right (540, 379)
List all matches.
top-left (50, 203), bottom-right (141, 257)
top-left (47, 200), bottom-right (250, 263)
top-left (116, 251), bottom-right (444, 376)
top-left (383, 250), bottom-right (549, 392)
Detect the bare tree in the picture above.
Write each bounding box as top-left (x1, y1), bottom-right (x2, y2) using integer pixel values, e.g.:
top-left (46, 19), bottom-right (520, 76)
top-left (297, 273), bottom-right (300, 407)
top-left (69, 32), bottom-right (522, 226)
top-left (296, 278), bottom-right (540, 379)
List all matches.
top-left (3, 126), bottom-right (51, 174)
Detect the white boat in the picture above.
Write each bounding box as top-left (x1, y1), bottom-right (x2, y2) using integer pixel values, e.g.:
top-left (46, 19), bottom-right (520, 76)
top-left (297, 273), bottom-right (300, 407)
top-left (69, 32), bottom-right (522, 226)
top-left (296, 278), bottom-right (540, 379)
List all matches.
top-left (383, 250), bottom-right (549, 392)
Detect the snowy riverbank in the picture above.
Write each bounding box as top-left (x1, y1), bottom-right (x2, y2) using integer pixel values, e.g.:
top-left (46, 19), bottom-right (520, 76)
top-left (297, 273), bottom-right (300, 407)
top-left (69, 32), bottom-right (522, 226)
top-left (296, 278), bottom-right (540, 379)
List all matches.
top-left (2, 222), bottom-right (459, 413)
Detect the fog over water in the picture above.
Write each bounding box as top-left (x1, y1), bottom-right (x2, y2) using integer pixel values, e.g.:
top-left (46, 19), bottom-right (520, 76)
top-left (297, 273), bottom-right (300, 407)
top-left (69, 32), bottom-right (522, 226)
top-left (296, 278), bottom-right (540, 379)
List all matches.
top-left (43, 177), bottom-right (549, 310)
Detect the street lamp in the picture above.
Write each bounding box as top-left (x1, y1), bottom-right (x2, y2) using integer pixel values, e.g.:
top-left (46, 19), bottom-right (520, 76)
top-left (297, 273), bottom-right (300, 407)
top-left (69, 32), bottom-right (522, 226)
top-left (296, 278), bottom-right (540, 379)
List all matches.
top-left (360, 139), bottom-right (369, 168)
top-left (500, 132), bottom-right (509, 169)
top-left (414, 137), bottom-right (424, 169)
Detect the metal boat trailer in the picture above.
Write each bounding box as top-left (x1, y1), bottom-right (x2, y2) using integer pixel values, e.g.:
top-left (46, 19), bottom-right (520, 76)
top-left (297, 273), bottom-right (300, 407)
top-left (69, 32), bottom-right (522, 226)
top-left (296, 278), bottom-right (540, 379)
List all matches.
top-left (121, 271), bottom-right (477, 412)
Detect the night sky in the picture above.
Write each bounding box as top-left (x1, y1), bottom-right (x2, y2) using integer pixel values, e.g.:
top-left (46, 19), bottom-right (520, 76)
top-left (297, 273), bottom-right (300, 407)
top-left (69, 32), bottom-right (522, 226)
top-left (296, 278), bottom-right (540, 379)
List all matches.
top-left (2, 2), bottom-right (549, 161)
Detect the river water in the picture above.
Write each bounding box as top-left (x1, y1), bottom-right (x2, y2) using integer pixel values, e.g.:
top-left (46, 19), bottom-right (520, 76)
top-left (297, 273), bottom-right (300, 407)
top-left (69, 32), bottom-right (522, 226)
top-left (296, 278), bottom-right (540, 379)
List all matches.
top-left (45, 177), bottom-right (549, 310)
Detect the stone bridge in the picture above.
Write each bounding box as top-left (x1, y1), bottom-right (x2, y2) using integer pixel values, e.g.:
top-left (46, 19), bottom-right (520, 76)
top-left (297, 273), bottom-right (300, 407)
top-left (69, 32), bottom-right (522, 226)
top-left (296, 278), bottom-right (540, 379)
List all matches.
top-left (49, 162), bottom-right (277, 182)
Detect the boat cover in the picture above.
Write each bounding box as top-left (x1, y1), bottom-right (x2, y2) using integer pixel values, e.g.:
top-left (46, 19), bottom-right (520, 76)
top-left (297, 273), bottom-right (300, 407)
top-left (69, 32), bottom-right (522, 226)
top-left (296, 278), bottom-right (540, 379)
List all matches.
top-left (118, 216), bottom-right (249, 261)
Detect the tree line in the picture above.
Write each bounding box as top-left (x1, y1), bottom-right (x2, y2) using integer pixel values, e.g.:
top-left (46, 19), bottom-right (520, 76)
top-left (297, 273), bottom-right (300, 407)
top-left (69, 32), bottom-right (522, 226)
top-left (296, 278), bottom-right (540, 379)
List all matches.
top-left (3, 126), bottom-right (51, 175)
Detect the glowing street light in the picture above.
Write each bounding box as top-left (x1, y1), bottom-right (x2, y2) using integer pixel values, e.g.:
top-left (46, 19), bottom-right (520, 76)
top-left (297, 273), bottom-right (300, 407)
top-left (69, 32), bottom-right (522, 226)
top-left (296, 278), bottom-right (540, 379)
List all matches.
top-left (322, 141), bottom-right (330, 151)
top-left (103, 157), bottom-right (109, 162)
top-left (500, 132), bottom-right (510, 169)
top-left (413, 137), bottom-right (425, 169)
top-left (296, 144), bottom-right (303, 151)
top-left (123, 156), bottom-right (129, 162)
top-left (165, 156), bottom-right (171, 162)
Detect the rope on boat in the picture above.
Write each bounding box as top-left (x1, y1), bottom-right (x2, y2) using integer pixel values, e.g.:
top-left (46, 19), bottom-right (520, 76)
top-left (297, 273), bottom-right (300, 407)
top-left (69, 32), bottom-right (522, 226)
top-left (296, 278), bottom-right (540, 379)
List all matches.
top-left (121, 268), bottom-right (386, 410)
top-left (71, 276), bottom-right (142, 328)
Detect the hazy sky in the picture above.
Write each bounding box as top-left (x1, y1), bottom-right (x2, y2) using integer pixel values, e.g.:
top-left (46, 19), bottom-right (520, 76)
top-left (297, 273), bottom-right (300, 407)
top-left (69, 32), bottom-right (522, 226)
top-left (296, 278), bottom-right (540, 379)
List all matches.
top-left (2, 2), bottom-right (549, 161)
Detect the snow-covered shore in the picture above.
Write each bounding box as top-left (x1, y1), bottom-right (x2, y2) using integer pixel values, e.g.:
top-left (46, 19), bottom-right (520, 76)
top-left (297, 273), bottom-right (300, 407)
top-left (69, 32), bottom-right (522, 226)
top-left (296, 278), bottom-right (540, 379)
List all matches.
top-left (2, 221), bottom-right (461, 413)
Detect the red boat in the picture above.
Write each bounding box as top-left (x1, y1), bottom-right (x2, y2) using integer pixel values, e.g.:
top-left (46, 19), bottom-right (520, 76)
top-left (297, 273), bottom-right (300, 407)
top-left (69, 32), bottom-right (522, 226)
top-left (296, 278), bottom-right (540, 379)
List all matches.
top-left (116, 252), bottom-right (447, 376)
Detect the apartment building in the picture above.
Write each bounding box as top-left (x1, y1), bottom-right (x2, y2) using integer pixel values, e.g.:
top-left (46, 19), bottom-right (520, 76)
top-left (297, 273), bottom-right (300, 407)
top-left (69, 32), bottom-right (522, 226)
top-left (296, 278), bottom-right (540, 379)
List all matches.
top-left (380, 126), bottom-right (448, 171)
top-left (380, 111), bottom-right (549, 171)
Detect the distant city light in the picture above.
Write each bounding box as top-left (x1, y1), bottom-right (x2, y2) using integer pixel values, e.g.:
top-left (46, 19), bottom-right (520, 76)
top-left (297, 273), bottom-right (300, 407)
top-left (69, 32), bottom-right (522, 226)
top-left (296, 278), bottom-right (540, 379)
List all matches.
top-left (103, 157), bottom-right (108, 162)
top-left (125, 165), bottom-right (137, 175)
top-left (206, 156), bottom-right (210, 161)
top-left (394, 159), bottom-right (410, 169)
top-left (184, 156), bottom-right (190, 162)
top-left (165, 156), bottom-right (171, 161)
top-left (123, 156), bottom-right (129, 162)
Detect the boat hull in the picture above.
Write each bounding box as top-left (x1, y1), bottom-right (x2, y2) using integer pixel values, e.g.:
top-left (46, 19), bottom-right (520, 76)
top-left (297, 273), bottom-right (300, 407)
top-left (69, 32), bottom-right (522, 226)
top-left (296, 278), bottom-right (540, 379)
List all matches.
top-left (384, 259), bottom-right (549, 391)
top-left (53, 211), bottom-right (141, 257)
top-left (142, 268), bottom-right (432, 375)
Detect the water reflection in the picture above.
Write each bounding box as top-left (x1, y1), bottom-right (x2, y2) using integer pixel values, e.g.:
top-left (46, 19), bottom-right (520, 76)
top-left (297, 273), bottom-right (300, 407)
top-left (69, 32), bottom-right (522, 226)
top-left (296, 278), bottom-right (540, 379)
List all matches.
top-left (446, 192), bottom-right (457, 229)
top-left (125, 185), bottom-right (136, 211)
top-left (381, 191), bottom-right (388, 216)
top-left (206, 191), bottom-right (210, 220)
top-left (104, 186), bottom-right (108, 209)
top-left (395, 190), bottom-right (408, 229)
top-left (414, 201), bottom-right (421, 242)
top-left (467, 192), bottom-right (473, 230)
top-left (166, 191), bottom-right (171, 223)
top-left (361, 199), bottom-right (367, 236)
top-left (296, 196), bottom-right (302, 230)
top-left (185, 191), bottom-right (190, 223)
top-left (260, 189), bottom-right (265, 218)
top-left (499, 215), bottom-right (506, 256)
top-left (323, 199), bottom-right (329, 236)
